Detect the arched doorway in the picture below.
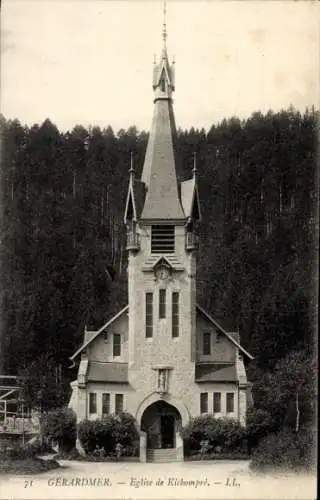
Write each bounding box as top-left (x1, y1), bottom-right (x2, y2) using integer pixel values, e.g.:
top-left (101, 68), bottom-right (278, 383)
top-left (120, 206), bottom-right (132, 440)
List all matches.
top-left (141, 400), bottom-right (182, 450)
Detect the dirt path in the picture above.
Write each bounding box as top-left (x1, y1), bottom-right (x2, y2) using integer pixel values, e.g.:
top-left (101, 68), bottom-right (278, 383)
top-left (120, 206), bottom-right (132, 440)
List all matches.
top-left (0, 459), bottom-right (316, 499)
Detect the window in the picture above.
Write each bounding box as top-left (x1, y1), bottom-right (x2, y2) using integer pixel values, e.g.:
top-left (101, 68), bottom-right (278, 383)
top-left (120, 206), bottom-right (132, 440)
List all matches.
top-left (104, 332), bottom-right (108, 343)
top-left (89, 393), bottom-right (97, 414)
top-left (203, 332), bottom-right (211, 355)
top-left (159, 289), bottom-right (166, 319)
top-left (200, 393), bottom-right (208, 414)
top-left (113, 334), bottom-right (121, 357)
top-left (151, 225), bottom-right (175, 254)
top-left (115, 394), bottom-right (123, 414)
top-left (172, 292), bottom-right (180, 337)
top-left (226, 393), bottom-right (234, 413)
top-left (213, 392), bottom-right (221, 413)
top-left (102, 393), bottom-right (110, 415)
top-left (146, 293), bottom-right (153, 338)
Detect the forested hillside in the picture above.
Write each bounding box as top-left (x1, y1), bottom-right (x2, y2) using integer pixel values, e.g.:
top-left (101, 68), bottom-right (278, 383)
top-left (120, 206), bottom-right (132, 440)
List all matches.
top-left (0, 108), bottom-right (317, 420)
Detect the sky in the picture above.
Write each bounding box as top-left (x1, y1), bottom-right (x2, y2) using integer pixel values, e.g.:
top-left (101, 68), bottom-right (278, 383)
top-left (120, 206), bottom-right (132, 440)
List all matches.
top-left (1, 0), bottom-right (319, 133)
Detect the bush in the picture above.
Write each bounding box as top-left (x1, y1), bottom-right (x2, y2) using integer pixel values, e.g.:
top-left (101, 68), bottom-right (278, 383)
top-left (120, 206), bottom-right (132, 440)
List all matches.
top-left (246, 408), bottom-right (278, 452)
top-left (42, 407), bottom-right (77, 453)
top-left (113, 412), bottom-right (139, 454)
top-left (78, 419), bottom-right (112, 455)
top-left (78, 413), bottom-right (139, 457)
top-left (182, 415), bottom-right (247, 456)
top-left (250, 427), bottom-right (316, 472)
top-left (209, 418), bottom-right (247, 452)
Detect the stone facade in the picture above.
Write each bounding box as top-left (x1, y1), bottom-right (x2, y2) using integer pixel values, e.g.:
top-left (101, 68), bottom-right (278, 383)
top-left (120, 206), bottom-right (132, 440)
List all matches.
top-left (68, 21), bottom-right (253, 461)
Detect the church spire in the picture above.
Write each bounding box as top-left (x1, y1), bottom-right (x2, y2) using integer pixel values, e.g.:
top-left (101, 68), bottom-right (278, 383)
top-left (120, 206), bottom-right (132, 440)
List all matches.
top-left (140, 1), bottom-right (184, 221)
top-left (162, 0), bottom-right (167, 46)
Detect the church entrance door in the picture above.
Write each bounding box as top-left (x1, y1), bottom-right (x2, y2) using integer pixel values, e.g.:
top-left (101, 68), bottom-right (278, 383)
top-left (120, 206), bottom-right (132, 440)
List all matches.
top-left (160, 414), bottom-right (175, 448)
top-left (141, 400), bottom-right (181, 450)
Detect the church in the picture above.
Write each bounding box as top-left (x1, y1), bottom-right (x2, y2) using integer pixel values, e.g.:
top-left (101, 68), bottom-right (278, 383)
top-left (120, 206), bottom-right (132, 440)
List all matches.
top-left (68, 9), bottom-right (253, 462)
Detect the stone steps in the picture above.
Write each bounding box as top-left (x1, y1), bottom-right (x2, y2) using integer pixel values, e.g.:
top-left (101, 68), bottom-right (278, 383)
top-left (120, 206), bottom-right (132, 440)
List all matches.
top-left (147, 448), bottom-right (179, 462)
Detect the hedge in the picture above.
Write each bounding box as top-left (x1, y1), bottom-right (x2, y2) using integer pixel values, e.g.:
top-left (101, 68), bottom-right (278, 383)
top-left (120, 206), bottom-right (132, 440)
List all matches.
top-left (182, 415), bottom-right (248, 456)
top-left (78, 412), bottom-right (139, 457)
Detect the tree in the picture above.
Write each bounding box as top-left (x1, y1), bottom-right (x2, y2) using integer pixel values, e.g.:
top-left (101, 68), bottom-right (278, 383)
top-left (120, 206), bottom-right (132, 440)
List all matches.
top-left (17, 354), bottom-right (70, 412)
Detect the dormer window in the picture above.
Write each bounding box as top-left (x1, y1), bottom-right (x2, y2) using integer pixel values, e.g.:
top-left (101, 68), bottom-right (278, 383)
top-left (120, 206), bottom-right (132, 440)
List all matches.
top-left (151, 225), bottom-right (175, 254)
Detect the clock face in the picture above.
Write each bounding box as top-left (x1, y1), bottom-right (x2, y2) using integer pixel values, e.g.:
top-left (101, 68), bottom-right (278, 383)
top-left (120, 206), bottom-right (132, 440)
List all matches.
top-left (156, 267), bottom-right (169, 280)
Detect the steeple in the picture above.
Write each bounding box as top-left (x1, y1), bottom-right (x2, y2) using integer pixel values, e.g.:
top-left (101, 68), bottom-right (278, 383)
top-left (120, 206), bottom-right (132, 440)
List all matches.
top-left (140, 0), bottom-right (185, 221)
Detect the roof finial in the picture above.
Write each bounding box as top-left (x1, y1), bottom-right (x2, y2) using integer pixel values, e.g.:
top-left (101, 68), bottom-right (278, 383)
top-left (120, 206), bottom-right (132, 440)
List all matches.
top-left (129, 151), bottom-right (135, 176)
top-left (193, 151), bottom-right (197, 176)
top-left (162, 0), bottom-right (167, 48)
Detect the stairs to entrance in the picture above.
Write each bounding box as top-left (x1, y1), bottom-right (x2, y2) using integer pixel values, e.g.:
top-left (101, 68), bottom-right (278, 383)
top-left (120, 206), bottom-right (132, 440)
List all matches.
top-left (147, 448), bottom-right (179, 462)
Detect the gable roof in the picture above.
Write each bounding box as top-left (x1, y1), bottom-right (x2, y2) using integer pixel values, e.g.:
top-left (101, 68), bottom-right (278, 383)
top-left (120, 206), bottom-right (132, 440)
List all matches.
top-left (70, 305), bottom-right (128, 361)
top-left (70, 303), bottom-right (253, 361)
top-left (196, 304), bottom-right (254, 360)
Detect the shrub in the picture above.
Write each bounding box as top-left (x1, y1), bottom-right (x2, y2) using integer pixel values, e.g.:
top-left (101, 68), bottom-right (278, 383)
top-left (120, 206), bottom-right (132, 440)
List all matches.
top-left (250, 427), bottom-right (316, 472)
top-left (182, 415), bottom-right (247, 456)
top-left (182, 415), bottom-right (215, 454)
top-left (246, 408), bottom-right (278, 452)
top-left (113, 412), bottom-right (139, 454)
top-left (78, 413), bottom-right (139, 457)
top-left (42, 407), bottom-right (77, 453)
top-left (78, 419), bottom-right (113, 455)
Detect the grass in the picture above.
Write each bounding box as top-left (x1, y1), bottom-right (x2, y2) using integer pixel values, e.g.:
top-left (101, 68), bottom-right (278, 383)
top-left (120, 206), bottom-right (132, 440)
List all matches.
top-left (0, 457), bottom-right (60, 475)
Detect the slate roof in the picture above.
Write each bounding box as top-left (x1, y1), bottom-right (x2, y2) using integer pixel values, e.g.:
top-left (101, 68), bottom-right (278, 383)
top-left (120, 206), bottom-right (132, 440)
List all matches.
top-left (141, 254), bottom-right (184, 271)
top-left (180, 178), bottom-right (194, 218)
top-left (87, 362), bottom-right (128, 383)
top-left (180, 177), bottom-right (201, 222)
top-left (140, 98), bottom-right (185, 221)
top-left (133, 179), bottom-right (146, 219)
top-left (195, 363), bottom-right (237, 383)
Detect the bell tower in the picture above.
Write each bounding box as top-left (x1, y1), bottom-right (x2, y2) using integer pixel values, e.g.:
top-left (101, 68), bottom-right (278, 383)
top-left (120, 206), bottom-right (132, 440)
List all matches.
top-left (124, 0), bottom-right (201, 400)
